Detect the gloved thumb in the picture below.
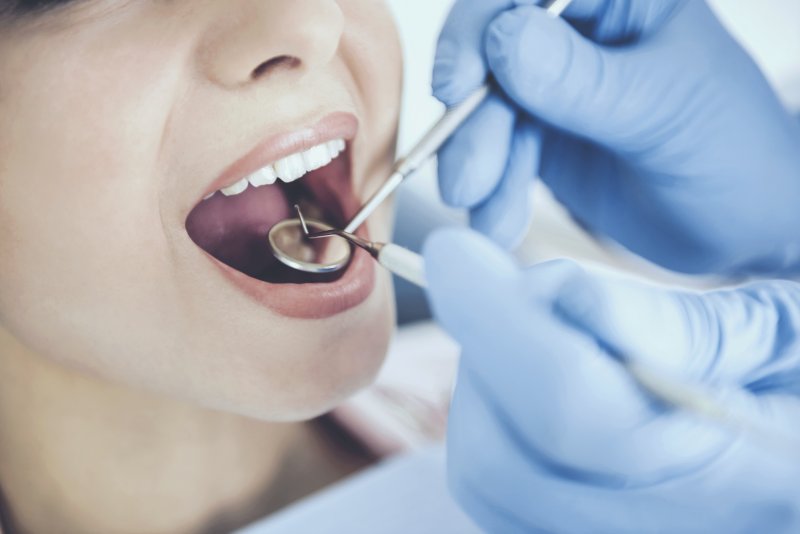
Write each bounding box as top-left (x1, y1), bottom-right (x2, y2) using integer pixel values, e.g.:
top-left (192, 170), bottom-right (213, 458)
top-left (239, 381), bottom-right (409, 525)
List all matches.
top-left (423, 227), bottom-right (520, 341)
top-left (423, 228), bottom-right (577, 350)
top-left (485, 6), bottom-right (653, 152)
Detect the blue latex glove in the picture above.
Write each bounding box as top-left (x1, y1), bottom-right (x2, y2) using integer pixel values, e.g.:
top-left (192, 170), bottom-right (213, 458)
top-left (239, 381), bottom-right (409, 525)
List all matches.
top-left (433, 0), bottom-right (800, 274)
top-left (424, 228), bottom-right (800, 533)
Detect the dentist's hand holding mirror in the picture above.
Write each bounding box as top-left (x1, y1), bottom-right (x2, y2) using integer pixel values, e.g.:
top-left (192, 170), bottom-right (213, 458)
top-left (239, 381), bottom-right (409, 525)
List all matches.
top-left (423, 0), bottom-right (800, 532)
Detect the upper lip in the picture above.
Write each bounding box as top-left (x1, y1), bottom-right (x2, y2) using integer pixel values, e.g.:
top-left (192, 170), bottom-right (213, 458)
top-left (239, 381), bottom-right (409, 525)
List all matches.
top-left (198, 111), bottom-right (359, 202)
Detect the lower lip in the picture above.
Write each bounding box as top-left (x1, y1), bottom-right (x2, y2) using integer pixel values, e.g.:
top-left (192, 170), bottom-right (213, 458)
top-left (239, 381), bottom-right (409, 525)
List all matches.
top-left (207, 227), bottom-right (376, 319)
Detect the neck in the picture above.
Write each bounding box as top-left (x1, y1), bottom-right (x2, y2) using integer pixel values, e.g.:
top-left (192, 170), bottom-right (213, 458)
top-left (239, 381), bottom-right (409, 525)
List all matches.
top-left (0, 327), bottom-right (303, 534)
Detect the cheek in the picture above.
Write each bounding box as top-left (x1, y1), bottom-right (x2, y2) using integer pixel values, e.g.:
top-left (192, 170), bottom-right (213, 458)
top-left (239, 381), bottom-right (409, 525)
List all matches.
top-left (258, 278), bottom-right (395, 421)
top-left (0, 33), bottom-right (187, 383)
top-left (340, 0), bottom-right (403, 147)
top-left (0, 32), bottom-right (181, 292)
top-left (343, 0), bottom-right (403, 72)
top-left (0, 174), bottom-right (175, 387)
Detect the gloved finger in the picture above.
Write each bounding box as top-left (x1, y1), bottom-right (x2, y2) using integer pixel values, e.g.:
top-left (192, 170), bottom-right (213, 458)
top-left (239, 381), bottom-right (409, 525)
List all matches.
top-left (424, 227), bottom-right (523, 339)
top-left (484, 5), bottom-right (665, 154)
top-left (470, 119), bottom-right (541, 250)
top-left (433, 0), bottom-right (682, 107)
top-left (432, 238), bottom-right (800, 530)
top-left (551, 268), bottom-right (800, 387)
top-left (447, 367), bottom-right (537, 534)
top-left (424, 232), bottom-right (730, 478)
top-left (450, 366), bottom-right (800, 533)
top-left (471, 289), bottom-right (731, 481)
top-left (448, 364), bottom-right (621, 533)
top-left (437, 92), bottom-right (516, 207)
top-left (424, 228), bottom-right (583, 351)
top-left (562, 0), bottom-right (685, 43)
top-left (507, 260), bottom-right (800, 476)
top-left (432, 0), bottom-right (515, 106)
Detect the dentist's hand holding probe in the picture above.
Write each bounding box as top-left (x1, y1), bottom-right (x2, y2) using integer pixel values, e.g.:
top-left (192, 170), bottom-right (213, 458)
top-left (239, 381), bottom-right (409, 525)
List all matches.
top-left (433, 0), bottom-right (800, 274)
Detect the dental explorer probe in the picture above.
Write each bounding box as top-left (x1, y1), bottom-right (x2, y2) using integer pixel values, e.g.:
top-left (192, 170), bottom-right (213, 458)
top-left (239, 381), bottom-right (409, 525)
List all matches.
top-left (342, 0), bottom-right (573, 235)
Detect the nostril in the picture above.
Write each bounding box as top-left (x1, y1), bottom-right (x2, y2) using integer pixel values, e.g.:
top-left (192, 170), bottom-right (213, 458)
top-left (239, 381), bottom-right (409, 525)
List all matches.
top-left (251, 55), bottom-right (301, 80)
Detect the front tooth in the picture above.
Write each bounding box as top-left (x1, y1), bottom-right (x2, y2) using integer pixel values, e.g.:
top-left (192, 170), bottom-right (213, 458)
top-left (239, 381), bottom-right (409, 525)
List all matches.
top-left (326, 140), bottom-right (341, 159)
top-left (221, 177), bottom-right (249, 196)
top-left (302, 144), bottom-right (332, 171)
top-left (248, 165), bottom-right (277, 187)
top-left (275, 153), bottom-right (307, 183)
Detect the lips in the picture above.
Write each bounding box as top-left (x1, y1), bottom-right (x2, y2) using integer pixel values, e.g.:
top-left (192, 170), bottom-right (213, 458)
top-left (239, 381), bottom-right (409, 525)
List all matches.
top-left (185, 113), bottom-right (376, 319)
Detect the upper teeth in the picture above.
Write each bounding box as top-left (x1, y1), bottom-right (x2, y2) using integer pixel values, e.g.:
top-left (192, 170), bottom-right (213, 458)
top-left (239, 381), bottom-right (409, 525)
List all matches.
top-left (210, 138), bottom-right (346, 199)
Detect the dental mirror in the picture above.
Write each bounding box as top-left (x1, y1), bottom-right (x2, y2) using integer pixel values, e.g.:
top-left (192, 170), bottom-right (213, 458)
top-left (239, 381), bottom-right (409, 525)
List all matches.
top-left (268, 210), bottom-right (352, 274)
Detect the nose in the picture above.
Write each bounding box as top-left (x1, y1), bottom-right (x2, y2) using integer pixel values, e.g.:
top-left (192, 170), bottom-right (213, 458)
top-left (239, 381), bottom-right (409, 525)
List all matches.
top-left (199, 0), bottom-right (345, 89)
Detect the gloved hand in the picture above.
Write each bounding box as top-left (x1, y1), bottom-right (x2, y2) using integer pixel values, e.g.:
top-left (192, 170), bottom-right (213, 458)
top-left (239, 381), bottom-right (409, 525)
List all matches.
top-left (424, 228), bottom-right (800, 534)
top-left (433, 0), bottom-right (800, 275)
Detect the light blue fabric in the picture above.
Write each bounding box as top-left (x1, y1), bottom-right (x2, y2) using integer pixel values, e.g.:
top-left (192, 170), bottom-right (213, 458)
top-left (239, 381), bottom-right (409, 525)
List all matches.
top-left (423, 227), bottom-right (800, 533)
top-left (432, 0), bottom-right (800, 274)
top-left (237, 446), bottom-right (480, 534)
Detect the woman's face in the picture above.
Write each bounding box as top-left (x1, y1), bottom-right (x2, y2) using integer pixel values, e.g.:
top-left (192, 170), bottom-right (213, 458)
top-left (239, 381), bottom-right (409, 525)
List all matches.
top-left (0, 0), bottom-right (402, 420)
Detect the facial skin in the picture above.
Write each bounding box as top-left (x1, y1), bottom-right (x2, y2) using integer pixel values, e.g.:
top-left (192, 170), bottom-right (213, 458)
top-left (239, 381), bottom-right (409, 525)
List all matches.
top-left (0, 0), bottom-right (402, 421)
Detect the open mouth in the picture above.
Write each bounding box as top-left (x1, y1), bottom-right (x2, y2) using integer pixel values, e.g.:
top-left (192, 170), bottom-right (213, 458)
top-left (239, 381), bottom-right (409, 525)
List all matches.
top-left (186, 138), bottom-right (355, 284)
top-left (183, 113), bottom-right (377, 319)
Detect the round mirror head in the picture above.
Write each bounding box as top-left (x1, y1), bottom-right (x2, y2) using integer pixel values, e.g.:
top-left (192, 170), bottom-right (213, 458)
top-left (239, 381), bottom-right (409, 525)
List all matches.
top-left (268, 218), bottom-right (352, 274)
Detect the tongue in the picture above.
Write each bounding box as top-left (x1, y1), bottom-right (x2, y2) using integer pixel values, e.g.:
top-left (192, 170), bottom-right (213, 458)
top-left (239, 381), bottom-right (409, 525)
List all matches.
top-left (186, 184), bottom-right (291, 278)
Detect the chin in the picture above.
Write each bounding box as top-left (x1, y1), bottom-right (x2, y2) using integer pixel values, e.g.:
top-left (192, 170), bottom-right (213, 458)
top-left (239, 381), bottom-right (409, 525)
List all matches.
top-left (185, 246), bottom-right (396, 422)
top-left (211, 266), bottom-right (396, 423)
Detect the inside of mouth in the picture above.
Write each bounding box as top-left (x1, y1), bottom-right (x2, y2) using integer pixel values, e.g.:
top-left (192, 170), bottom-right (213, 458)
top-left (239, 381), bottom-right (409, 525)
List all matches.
top-left (270, 219), bottom-right (352, 271)
top-left (185, 161), bottom-right (350, 284)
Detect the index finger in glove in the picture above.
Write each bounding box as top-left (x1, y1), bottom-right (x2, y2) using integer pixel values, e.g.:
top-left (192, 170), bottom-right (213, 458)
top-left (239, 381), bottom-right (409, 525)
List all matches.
top-left (433, 0), bottom-right (516, 106)
top-left (552, 272), bottom-right (800, 387)
top-left (432, 0), bottom-right (684, 107)
top-left (433, 0), bottom-right (583, 106)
